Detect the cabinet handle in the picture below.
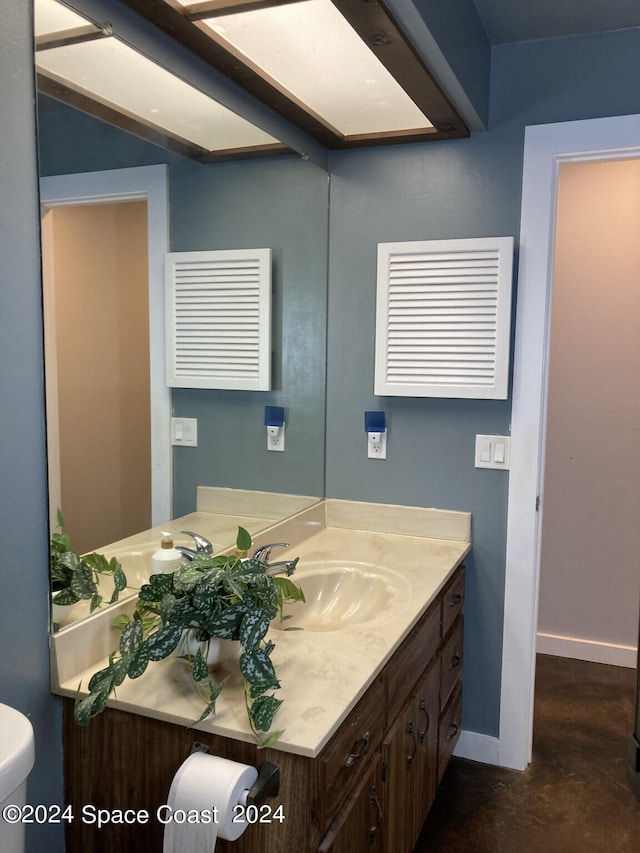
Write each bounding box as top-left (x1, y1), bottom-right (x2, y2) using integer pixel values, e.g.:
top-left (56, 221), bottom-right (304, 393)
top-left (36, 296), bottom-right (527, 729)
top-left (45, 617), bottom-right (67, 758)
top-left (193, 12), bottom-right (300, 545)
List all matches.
top-left (449, 592), bottom-right (462, 607)
top-left (346, 731), bottom-right (370, 767)
top-left (418, 699), bottom-right (430, 743)
top-left (369, 785), bottom-right (383, 845)
top-left (446, 723), bottom-right (459, 742)
top-left (406, 721), bottom-right (417, 769)
top-left (450, 653), bottom-right (461, 670)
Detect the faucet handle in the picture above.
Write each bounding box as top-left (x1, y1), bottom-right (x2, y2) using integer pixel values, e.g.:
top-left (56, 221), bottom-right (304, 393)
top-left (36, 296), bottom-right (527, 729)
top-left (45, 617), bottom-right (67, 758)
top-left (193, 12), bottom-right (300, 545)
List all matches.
top-left (180, 531), bottom-right (213, 554)
top-left (253, 542), bottom-right (289, 563)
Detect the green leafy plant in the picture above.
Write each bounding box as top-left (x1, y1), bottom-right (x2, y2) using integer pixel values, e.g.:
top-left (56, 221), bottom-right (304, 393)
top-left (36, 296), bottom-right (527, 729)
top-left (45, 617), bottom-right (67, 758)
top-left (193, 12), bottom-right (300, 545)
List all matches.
top-left (74, 527), bottom-right (305, 748)
top-left (50, 509), bottom-right (127, 614)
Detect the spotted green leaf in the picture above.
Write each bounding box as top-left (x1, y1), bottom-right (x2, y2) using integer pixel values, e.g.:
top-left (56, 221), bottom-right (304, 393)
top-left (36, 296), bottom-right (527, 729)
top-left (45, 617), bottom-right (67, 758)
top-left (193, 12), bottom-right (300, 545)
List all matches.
top-left (249, 695), bottom-right (283, 732)
top-left (240, 648), bottom-right (277, 685)
top-left (195, 675), bottom-right (230, 723)
top-left (53, 587), bottom-right (79, 606)
top-left (70, 561), bottom-right (95, 599)
top-left (190, 647), bottom-right (208, 682)
top-left (120, 618), bottom-right (143, 656)
top-left (240, 609), bottom-right (270, 651)
top-left (127, 641), bottom-right (150, 679)
top-left (147, 624), bottom-right (182, 661)
top-left (74, 688), bottom-right (110, 726)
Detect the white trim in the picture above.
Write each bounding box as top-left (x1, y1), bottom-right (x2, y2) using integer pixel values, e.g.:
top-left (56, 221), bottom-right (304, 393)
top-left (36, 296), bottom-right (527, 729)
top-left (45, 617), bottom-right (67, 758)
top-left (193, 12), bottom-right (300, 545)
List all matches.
top-left (454, 729), bottom-right (500, 766)
top-left (39, 165), bottom-right (171, 525)
top-left (41, 210), bottom-right (62, 525)
top-left (500, 114), bottom-right (640, 772)
top-left (536, 633), bottom-right (637, 669)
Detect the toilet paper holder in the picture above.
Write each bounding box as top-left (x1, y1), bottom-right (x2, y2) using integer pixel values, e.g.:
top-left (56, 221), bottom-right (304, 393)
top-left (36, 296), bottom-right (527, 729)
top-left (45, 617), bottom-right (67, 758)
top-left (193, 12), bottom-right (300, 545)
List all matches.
top-left (190, 743), bottom-right (280, 805)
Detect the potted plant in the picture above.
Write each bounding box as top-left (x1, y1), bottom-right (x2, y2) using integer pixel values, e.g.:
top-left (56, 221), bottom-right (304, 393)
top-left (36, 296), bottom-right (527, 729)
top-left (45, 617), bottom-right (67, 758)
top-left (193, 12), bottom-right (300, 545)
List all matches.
top-left (50, 509), bottom-right (127, 617)
top-left (74, 527), bottom-right (305, 748)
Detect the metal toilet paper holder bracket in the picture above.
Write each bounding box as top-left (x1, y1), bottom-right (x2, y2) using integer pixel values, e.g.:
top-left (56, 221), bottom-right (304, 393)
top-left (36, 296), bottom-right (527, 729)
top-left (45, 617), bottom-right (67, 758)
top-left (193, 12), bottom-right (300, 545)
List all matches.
top-left (246, 762), bottom-right (280, 805)
top-left (189, 743), bottom-right (280, 804)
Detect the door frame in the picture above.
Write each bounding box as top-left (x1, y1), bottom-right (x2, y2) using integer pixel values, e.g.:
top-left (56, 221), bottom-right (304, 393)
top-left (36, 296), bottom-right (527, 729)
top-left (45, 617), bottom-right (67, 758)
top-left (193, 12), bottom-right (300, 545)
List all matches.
top-left (499, 113), bottom-right (640, 771)
top-left (40, 164), bottom-right (171, 526)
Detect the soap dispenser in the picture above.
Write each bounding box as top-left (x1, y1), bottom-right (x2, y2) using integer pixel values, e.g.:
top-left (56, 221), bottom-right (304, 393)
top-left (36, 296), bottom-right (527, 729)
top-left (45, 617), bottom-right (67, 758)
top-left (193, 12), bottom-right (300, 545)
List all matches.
top-left (151, 532), bottom-right (182, 574)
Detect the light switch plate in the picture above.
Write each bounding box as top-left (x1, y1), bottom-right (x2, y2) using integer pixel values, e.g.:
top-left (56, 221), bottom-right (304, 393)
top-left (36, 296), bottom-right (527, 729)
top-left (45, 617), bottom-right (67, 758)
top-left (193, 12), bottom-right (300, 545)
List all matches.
top-left (475, 434), bottom-right (511, 470)
top-left (172, 417), bottom-right (198, 447)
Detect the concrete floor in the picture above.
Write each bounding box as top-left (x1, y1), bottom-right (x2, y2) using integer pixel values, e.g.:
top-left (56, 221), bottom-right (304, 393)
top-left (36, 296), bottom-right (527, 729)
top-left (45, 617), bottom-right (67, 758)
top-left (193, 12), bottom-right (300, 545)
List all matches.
top-left (414, 654), bottom-right (640, 852)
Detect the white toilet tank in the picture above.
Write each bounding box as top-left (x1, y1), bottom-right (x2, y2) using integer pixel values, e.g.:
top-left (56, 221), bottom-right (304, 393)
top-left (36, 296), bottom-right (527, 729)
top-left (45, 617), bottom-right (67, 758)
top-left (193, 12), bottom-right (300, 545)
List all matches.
top-left (0, 704), bottom-right (35, 853)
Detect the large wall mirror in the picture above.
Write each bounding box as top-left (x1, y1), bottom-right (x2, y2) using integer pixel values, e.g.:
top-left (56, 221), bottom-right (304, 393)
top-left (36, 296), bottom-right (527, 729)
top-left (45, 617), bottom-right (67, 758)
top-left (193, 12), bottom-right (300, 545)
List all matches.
top-left (37, 2), bottom-right (329, 630)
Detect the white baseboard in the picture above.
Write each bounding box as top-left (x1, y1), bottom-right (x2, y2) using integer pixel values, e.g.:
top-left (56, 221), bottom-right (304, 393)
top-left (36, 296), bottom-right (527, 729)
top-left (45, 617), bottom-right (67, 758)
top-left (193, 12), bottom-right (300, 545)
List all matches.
top-left (453, 730), bottom-right (500, 765)
top-left (537, 631), bottom-right (637, 668)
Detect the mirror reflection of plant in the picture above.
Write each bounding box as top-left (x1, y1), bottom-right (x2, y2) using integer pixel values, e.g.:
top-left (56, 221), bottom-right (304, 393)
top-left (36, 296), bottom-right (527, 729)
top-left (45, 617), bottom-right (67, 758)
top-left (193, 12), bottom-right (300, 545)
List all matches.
top-left (50, 509), bottom-right (127, 613)
top-left (74, 527), bottom-right (305, 748)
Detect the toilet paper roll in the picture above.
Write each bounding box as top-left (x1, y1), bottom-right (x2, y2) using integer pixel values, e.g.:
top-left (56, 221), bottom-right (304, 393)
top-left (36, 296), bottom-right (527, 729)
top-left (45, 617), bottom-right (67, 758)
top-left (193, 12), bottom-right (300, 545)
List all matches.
top-left (163, 752), bottom-right (258, 853)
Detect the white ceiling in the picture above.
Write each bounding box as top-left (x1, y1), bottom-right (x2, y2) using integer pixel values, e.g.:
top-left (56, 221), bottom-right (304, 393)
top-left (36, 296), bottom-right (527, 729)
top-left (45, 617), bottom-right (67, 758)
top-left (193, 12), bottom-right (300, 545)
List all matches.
top-left (472, 0), bottom-right (640, 44)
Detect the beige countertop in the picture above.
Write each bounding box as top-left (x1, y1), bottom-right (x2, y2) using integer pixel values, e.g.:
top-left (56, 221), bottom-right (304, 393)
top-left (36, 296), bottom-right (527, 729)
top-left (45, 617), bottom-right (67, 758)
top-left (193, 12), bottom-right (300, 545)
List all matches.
top-left (51, 499), bottom-right (470, 758)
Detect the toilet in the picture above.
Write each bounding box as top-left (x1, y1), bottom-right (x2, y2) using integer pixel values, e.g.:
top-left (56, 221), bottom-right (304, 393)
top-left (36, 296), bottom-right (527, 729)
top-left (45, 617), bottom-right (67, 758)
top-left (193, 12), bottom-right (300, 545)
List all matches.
top-left (0, 704), bottom-right (35, 853)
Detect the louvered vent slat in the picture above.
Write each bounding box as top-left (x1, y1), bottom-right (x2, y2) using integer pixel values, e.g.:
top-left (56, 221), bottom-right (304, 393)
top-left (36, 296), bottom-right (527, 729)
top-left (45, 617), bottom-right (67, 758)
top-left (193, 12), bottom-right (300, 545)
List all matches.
top-left (166, 249), bottom-right (271, 390)
top-left (375, 238), bottom-right (513, 399)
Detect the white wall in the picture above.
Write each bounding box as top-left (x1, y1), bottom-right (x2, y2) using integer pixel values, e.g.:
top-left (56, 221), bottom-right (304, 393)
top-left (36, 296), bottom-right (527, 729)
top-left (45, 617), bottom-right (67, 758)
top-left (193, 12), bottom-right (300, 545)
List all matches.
top-left (537, 157), bottom-right (640, 667)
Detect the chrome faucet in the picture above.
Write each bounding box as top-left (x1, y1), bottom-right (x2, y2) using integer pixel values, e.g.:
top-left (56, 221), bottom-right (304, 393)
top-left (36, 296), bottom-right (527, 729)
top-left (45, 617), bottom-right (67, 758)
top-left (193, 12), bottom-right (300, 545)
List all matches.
top-left (253, 542), bottom-right (294, 575)
top-left (175, 531), bottom-right (214, 561)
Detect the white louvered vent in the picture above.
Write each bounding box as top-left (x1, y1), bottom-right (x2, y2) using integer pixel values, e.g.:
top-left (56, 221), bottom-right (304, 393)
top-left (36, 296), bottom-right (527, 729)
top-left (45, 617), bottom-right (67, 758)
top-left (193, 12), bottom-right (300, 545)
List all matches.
top-left (375, 237), bottom-right (514, 399)
top-left (166, 249), bottom-right (271, 390)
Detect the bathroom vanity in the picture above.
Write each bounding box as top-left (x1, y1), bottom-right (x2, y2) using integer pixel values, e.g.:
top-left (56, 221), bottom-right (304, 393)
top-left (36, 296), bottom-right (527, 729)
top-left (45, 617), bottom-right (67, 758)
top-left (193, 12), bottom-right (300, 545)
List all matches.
top-left (52, 499), bottom-right (470, 852)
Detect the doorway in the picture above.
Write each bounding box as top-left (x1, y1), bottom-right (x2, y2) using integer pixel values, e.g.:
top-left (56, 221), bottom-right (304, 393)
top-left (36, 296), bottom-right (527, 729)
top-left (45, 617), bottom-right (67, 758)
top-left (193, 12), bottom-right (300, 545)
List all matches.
top-left (537, 157), bottom-right (640, 668)
top-left (500, 113), bottom-right (640, 772)
top-left (42, 200), bottom-right (151, 553)
top-left (40, 164), bottom-right (171, 543)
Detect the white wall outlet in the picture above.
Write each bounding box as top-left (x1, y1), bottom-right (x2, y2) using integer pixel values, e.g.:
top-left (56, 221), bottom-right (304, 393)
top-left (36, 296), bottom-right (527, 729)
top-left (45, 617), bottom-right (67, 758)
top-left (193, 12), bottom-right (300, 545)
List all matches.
top-left (367, 431), bottom-right (387, 459)
top-left (267, 424), bottom-right (285, 452)
top-left (171, 417), bottom-right (198, 447)
top-left (475, 434), bottom-right (511, 470)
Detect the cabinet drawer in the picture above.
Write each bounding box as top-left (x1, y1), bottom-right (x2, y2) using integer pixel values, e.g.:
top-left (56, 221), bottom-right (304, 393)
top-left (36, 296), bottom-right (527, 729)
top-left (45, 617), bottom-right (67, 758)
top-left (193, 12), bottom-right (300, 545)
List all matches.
top-left (317, 675), bottom-right (385, 825)
top-left (441, 565), bottom-right (465, 638)
top-left (439, 616), bottom-right (463, 713)
top-left (385, 599), bottom-right (440, 724)
top-left (438, 680), bottom-right (462, 784)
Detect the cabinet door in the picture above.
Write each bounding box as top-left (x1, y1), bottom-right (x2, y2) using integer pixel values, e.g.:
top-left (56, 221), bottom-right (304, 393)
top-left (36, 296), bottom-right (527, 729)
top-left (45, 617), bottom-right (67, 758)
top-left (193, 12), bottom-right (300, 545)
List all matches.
top-left (382, 659), bottom-right (440, 853)
top-left (317, 756), bottom-right (384, 853)
top-left (411, 659), bottom-right (439, 841)
top-left (381, 701), bottom-right (416, 853)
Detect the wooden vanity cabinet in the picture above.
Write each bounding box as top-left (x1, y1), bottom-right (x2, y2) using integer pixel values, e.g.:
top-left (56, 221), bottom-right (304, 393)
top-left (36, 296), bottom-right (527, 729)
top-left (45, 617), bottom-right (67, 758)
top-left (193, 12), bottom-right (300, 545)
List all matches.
top-left (61, 564), bottom-right (465, 853)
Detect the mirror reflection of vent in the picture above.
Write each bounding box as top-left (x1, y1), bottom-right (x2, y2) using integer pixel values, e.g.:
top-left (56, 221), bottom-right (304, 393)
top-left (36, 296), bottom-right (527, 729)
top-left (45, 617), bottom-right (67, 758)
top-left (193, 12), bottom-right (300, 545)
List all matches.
top-left (166, 249), bottom-right (271, 390)
top-left (375, 237), bottom-right (514, 399)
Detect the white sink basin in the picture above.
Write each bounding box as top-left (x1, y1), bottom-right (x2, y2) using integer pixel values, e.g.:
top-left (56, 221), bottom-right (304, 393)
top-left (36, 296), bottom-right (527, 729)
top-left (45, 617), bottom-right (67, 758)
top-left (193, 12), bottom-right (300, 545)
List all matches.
top-left (274, 560), bottom-right (409, 632)
top-left (0, 704), bottom-right (34, 804)
top-left (101, 543), bottom-right (158, 589)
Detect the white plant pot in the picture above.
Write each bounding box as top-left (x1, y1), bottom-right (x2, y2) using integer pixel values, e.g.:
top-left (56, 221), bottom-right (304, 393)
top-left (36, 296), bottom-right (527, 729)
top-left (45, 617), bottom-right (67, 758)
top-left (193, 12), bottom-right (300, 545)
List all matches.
top-left (175, 631), bottom-right (240, 671)
top-left (51, 592), bottom-right (76, 629)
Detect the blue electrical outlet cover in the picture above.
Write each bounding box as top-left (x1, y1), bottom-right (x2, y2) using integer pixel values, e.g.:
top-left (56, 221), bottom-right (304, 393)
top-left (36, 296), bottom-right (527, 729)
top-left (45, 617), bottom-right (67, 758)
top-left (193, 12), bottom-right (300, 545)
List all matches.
top-left (364, 411), bottom-right (386, 433)
top-left (264, 405), bottom-right (285, 427)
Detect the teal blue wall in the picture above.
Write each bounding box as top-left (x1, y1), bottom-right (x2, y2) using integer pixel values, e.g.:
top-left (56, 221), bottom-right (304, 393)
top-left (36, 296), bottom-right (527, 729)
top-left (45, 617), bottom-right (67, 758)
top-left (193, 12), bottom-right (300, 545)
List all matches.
top-left (169, 157), bottom-right (329, 513)
top-left (0, 4), bottom-right (64, 852)
top-left (325, 138), bottom-right (515, 736)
